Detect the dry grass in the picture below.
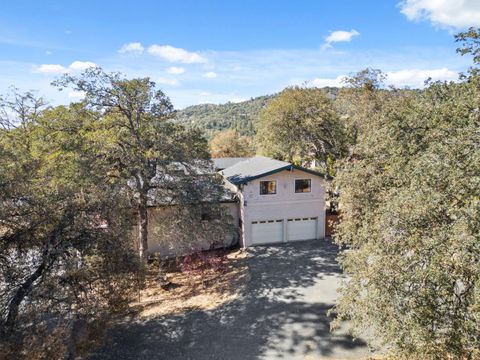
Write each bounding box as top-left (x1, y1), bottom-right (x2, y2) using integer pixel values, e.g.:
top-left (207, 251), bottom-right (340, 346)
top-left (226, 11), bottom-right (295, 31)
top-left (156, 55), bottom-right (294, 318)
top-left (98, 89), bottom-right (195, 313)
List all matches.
top-left (130, 248), bottom-right (249, 318)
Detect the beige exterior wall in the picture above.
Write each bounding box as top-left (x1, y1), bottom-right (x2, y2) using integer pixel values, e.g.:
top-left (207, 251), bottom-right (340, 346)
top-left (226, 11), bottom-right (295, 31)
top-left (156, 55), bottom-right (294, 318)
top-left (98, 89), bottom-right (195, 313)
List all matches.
top-left (237, 168), bottom-right (325, 247)
top-left (146, 202), bottom-right (239, 256)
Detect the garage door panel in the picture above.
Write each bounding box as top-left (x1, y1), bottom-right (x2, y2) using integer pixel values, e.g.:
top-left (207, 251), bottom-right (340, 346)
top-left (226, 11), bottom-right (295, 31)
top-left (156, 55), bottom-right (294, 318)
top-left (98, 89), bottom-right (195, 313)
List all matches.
top-left (287, 218), bottom-right (317, 241)
top-left (251, 220), bottom-right (283, 245)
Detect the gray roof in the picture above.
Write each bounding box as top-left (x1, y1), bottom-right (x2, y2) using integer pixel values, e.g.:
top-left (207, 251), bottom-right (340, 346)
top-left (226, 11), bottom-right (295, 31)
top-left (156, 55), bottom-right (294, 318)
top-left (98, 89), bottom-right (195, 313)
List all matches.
top-left (212, 157), bottom-right (251, 170)
top-left (221, 156), bottom-right (323, 185)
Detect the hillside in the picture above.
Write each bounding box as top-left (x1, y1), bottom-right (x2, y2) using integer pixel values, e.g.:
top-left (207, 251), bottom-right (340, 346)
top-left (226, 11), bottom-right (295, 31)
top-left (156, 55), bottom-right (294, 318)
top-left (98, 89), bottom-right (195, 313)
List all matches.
top-left (174, 87), bottom-right (339, 139)
top-left (175, 94), bottom-right (276, 138)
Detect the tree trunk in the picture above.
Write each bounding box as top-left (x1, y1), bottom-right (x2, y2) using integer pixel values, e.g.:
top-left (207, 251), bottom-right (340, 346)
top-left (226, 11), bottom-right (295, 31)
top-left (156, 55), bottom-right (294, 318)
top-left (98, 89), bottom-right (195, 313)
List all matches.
top-left (138, 198), bottom-right (149, 261)
top-left (3, 258), bottom-right (48, 337)
top-left (2, 213), bottom-right (71, 337)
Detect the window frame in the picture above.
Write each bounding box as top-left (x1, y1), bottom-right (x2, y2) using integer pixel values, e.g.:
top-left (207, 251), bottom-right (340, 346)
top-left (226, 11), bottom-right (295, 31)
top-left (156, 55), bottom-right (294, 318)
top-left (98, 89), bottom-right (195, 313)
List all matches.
top-left (294, 178), bottom-right (312, 193)
top-left (259, 180), bottom-right (277, 195)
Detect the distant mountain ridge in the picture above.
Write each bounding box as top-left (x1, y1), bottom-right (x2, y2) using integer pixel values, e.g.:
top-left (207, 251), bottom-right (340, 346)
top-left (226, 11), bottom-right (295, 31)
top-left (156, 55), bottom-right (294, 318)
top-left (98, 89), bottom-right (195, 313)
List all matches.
top-left (175, 87), bottom-right (339, 139)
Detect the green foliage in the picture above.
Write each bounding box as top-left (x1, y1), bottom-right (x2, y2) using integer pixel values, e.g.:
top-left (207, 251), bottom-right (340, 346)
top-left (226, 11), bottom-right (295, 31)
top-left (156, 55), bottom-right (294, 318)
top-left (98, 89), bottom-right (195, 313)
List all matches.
top-left (333, 48), bottom-right (480, 357)
top-left (335, 69), bottom-right (400, 149)
top-left (0, 93), bottom-right (141, 359)
top-left (175, 88), bottom-right (340, 141)
top-left (175, 95), bottom-right (275, 138)
top-left (456, 27), bottom-right (480, 74)
top-left (209, 129), bottom-right (255, 158)
top-left (255, 86), bottom-right (348, 175)
top-left (54, 68), bottom-right (233, 259)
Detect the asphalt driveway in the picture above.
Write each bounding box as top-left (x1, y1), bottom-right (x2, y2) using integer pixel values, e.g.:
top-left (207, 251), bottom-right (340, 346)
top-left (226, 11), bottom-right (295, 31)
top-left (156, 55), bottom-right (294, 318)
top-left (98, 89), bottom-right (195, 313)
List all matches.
top-left (88, 240), bottom-right (371, 360)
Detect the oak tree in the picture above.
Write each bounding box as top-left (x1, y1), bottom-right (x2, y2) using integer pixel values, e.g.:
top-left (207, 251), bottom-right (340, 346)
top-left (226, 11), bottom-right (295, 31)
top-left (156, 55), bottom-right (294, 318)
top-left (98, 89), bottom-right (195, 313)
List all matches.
top-left (0, 95), bottom-right (140, 359)
top-left (332, 30), bottom-right (480, 358)
top-left (210, 129), bottom-right (254, 158)
top-left (255, 86), bottom-right (348, 175)
top-left (55, 69), bottom-right (231, 260)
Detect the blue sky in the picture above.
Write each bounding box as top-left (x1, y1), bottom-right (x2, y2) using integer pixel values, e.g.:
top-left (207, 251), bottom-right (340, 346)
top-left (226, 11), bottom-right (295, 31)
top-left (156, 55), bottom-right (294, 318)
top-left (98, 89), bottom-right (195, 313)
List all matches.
top-left (1, 1), bottom-right (479, 108)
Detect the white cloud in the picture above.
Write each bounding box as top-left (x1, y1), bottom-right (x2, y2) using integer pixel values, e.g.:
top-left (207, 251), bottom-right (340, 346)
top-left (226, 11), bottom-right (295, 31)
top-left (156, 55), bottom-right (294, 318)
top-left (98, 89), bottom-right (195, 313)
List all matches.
top-left (23, 44), bottom-right (468, 109)
top-left (308, 68), bottom-right (458, 89)
top-left (195, 91), bottom-right (246, 104)
top-left (33, 61), bottom-right (97, 75)
top-left (166, 66), bottom-right (185, 75)
top-left (399, 0), bottom-right (480, 29)
top-left (118, 42), bottom-right (144, 55)
top-left (323, 29), bottom-right (360, 49)
top-left (33, 64), bottom-right (67, 74)
top-left (386, 68), bottom-right (459, 87)
top-left (203, 71), bottom-right (217, 78)
top-left (68, 61), bottom-right (97, 71)
top-left (147, 45), bottom-right (208, 63)
top-left (156, 77), bottom-right (180, 86)
top-left (310, 75), bottom-right (346, 87)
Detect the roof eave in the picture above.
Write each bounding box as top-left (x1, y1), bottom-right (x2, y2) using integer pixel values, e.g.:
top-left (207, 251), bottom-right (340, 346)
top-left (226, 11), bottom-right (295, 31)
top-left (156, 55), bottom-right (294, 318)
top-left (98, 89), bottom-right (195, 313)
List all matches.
top-left (227, 164), bottom-right (325, 185)
top-left (291, 165), bottom-right (325, 178)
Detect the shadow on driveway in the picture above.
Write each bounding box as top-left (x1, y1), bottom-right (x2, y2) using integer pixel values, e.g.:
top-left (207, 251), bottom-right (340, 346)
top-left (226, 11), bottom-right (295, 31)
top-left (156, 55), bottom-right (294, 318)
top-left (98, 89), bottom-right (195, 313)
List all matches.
top-left (89, 240), bottom-right (369, 360)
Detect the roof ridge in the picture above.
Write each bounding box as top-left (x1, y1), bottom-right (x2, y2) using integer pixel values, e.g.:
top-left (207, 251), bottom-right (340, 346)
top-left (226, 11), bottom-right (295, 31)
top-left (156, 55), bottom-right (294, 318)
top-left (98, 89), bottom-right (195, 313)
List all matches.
top-left (221, 156), bottom-right (312, 185)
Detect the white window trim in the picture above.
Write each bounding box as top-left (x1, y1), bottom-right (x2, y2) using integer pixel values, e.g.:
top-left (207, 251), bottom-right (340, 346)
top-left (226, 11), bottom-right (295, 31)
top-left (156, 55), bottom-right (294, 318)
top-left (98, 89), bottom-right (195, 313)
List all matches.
top-left (259, 179), bottom-right (277, 195)
top-left (294, 178), bottom-right (312, 193)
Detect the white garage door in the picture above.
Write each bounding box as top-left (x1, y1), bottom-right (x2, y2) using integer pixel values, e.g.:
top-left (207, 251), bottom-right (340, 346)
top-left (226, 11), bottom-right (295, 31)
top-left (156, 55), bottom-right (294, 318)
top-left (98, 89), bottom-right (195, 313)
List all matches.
top-left (251, 220), bottom-right (283, 245)
top-left (287, 217), bottom-right (317, 241)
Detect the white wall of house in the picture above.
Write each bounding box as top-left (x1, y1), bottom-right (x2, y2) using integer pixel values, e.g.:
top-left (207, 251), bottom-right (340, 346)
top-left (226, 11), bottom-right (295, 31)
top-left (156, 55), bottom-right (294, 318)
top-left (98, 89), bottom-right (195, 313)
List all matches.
top-left (143, 168), bottom-right (325, 255)
top-left (237, 168), bottom-right (325, 247)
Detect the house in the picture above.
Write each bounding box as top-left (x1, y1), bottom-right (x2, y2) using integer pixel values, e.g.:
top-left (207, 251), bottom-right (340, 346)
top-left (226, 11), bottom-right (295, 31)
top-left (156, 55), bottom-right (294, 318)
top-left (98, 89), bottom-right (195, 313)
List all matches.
top-left (217, 156), bottom-right (326, 247)
top-left (212, 157), bottom-right (250, 171)
top-left (146, 156), bottom-right (326, 255)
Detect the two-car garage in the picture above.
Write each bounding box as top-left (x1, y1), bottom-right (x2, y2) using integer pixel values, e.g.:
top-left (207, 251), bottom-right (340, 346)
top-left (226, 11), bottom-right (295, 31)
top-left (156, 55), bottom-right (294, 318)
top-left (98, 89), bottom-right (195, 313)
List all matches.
top-left (250, 217), bottom-right (318, 245)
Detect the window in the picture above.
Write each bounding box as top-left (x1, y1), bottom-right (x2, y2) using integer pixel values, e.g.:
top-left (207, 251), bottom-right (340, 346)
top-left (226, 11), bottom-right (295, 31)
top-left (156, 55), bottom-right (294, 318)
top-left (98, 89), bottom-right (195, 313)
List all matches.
top-left (295, 179), bottom-right (311, 193)
top-left (260, 180), bottom-right (276, 195)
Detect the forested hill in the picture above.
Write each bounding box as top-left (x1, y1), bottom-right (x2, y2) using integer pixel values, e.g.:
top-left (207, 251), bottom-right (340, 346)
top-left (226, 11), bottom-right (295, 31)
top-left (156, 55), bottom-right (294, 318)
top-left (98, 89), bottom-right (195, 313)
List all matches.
top-left (174, 94), bottom-right (276, 138)
top-left (175, 87), bottom-right (339, 139)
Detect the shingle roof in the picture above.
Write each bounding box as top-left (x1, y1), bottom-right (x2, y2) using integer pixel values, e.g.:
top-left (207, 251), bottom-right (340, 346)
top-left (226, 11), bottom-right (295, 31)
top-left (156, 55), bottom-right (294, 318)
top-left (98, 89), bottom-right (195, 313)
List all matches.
top-left (212, 157), bottom-right (251, 171)
top-left (220, 156), bottom-right (323, 185)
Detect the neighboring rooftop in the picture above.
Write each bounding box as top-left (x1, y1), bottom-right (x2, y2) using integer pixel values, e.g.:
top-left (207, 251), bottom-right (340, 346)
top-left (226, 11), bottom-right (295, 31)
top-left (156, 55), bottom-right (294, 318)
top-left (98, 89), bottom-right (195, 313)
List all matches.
top-left (220, 156), bottom-right (323, 185)
top-left (212, 157), bottom-right (251, 171)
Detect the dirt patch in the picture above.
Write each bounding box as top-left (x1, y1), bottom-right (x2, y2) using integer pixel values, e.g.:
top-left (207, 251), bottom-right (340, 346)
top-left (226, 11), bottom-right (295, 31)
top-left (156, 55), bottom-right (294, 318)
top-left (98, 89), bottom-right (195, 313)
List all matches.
top-left (130, 249), bottom-right (249, 318)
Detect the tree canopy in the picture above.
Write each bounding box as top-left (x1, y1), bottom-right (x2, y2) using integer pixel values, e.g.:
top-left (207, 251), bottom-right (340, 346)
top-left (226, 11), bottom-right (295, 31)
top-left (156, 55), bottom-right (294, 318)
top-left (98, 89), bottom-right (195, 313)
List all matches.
top-left (332, 29), bottom-right (480, 358)
top-left (54, 69), bottom-right (232, 259)
top-left (0, 71), bottom-right (236, 358)
top-left (175, 95), bottom-right (275, 138)
top-left (255, 86), bottom-right (348, 175)
top-left (209, 129), bottom-right (255, 158)
top-left (0, 93), bottom-right (140, 358)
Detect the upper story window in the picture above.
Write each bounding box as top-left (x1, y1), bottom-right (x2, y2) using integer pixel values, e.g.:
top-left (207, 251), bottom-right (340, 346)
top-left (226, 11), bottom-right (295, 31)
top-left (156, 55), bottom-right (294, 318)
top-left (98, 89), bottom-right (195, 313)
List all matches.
top-left (260, 180), bottom-right (276, 195)
top-left (295, 179), bottom-right (311, 193)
